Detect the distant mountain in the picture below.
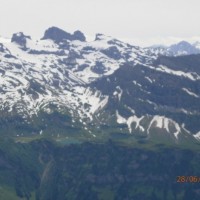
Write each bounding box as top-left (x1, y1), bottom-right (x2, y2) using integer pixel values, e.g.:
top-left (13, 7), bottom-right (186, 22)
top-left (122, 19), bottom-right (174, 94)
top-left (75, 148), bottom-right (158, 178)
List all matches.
top-left (193, 41), bottom-right (200, 50)
top-left (0, 27), bottom-right (200, 145)
top-left (145, 40), bottom-right (200, 56)
top-left (169, 41), bottom-right (200, 56)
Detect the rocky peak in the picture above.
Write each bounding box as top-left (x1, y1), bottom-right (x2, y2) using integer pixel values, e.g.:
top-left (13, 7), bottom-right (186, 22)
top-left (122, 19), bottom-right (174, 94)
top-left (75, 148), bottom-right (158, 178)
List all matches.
top-left (95, 33), bottom-right (108, 41)
top-left (73, 30), bottom-right (86, 42)
top-left (11, 32), bottom-right (31, 47)
top-left (42, 27), bottom-right (72, 43)
top-left (169, 41), bottom-right (200, 55)
top-left (42, 27), bottom-right (86, 43)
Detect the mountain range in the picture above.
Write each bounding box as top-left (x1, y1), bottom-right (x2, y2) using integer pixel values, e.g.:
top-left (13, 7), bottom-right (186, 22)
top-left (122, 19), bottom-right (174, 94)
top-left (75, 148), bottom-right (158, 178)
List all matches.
top-left (0, 26), bottom-right (200, 145)
top-left (146, 40), bottom-right (200, 56)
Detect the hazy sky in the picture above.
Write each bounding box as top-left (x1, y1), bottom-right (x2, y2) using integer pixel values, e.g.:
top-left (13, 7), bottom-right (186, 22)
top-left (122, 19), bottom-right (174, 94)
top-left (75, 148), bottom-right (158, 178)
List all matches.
top-left (1, 0), bottom-right (200, 46)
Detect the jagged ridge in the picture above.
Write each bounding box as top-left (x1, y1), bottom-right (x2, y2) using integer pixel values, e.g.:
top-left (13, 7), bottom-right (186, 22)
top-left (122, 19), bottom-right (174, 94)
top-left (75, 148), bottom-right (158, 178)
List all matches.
top-left (0, 27), bottom-right (200, 144)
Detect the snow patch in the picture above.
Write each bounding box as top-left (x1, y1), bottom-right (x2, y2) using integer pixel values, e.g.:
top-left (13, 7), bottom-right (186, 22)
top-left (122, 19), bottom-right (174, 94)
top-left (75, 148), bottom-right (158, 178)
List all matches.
top-left (116, 110), bottom-right (126, 124)
top-left (115, 86), bottom-right (123, 101)
top-left (147, 116), bottom-right (182, 139)
top-left (182, 88), bottom-right (199, 98)
top-left (149, 65), bottom-right (200, 81)
top-left (145, 76), bottom-right (153, 83)
top-left (194, 132), bottom-right (200, 140)
top-left (127, 116), bottom-right (144, 132)
top-left (116, 111), bottom-right (144, 133)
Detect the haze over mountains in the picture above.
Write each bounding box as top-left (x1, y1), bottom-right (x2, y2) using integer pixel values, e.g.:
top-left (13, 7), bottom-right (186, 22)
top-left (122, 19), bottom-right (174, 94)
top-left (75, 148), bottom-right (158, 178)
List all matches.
top-left (0, 26), bottom-right (200, 145)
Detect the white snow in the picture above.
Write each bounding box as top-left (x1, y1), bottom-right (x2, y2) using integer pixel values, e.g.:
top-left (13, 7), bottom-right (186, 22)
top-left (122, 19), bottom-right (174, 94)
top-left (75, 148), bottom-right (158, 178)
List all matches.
top-left (147, 115), bottom-right (181, 139)
top-left (182, 88), bottom-right (199, 98)
top-left (125, 106), bottom-right (135, 114)
top-left (194, 132), bottom-right (200, 140)
top-left (145, 76), bottom-right (153, 83)
top-left (0, 37), bottom-right (11, 43)
top-left (116, 86), bottom-right (123, 101)
top-left (174, 122), bottom-right (181, 139)
top-left (116, 111), bottom-right (144, 133)
top-left (116, 110), bottom-right (127, 124)
top-left (148, 65), bottom-right (200, 81)
top-left (133, 81), bottom-right (142, 87)
top-left (127, 116), bottom-right (144, 132)
top-left (26, 39), bottom-right (59, 52)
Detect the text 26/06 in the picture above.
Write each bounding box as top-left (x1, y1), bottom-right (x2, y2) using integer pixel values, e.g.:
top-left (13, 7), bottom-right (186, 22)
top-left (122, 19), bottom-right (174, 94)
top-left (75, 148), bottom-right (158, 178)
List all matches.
top-left (177, 176), bottom-right (200, 183)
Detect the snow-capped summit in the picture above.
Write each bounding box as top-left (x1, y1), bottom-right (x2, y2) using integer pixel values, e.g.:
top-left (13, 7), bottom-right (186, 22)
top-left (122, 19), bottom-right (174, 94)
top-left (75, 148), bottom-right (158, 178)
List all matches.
top-left (146, 40), bottom-right (200, 56)
top-left (169, 40), bottom-right (200, 56)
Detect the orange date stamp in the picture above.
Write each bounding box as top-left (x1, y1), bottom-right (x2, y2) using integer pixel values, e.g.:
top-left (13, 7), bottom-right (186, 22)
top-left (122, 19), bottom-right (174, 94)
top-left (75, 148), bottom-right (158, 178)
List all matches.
top-left (177, 176), bottom-right (200, 183)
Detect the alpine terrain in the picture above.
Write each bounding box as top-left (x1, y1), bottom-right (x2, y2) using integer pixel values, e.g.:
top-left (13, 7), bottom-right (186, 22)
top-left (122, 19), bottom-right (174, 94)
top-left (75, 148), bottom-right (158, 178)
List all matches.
top-left (0, 27), bottom-right (200, 145)
top-left (1, 27), bottom-right (200, 200)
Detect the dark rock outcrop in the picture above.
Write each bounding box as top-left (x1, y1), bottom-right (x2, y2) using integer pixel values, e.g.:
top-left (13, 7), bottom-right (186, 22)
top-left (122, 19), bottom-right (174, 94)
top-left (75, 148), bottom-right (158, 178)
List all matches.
top-left (11, 32), bottom-right (31, 47)
top-left (0, 44), bottom-right (4, 52)
top-left (95, 33), bottom-right (106, 41)
top-left (42, 27), bottom-right (86, 43)
top-left (73, 30), bottom-right (86, 42)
